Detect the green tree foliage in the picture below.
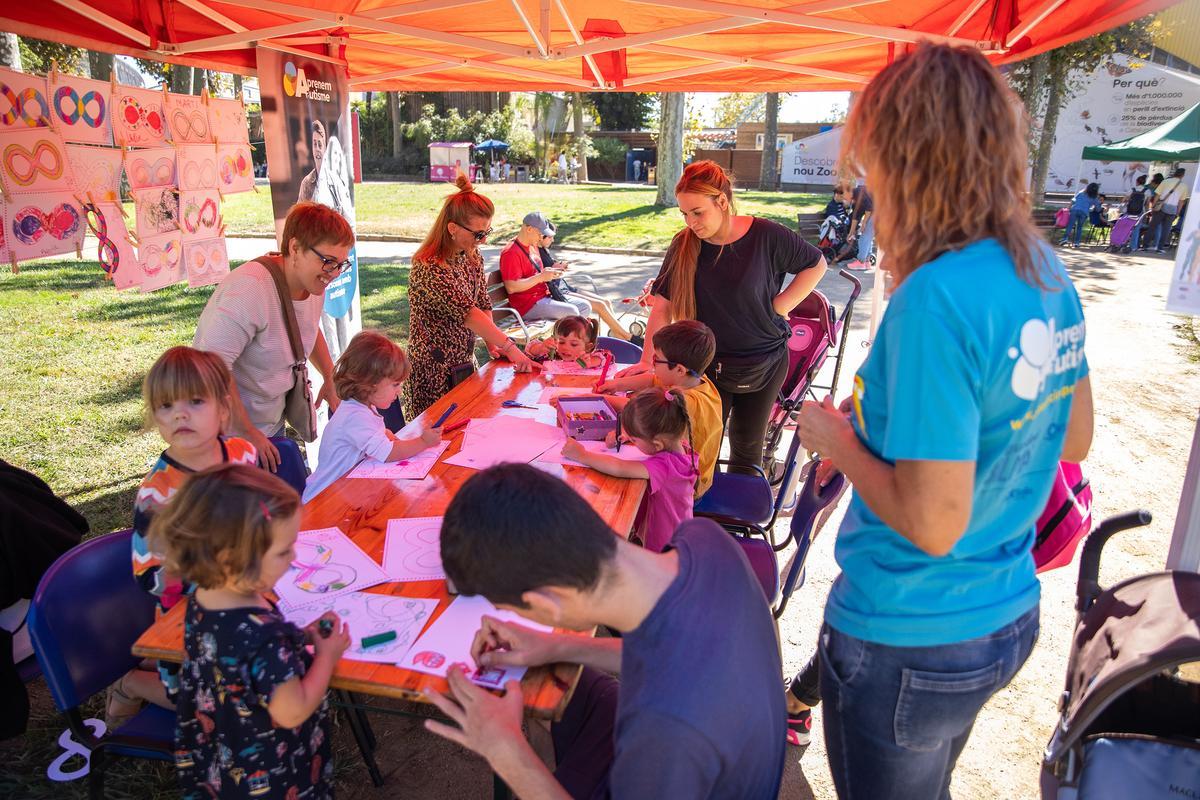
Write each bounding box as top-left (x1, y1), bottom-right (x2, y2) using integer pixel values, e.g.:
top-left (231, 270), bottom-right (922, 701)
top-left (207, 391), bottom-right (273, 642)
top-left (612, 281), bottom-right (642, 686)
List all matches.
top-left (587, 92), bottom-right (655, 130)
top-left (18, 37), bottom-right (86, 76)
top-left (360, 102), bottom-right (535, 174)
top-left (590, 136), bottom-right (628, 166)
top-left (712, 93), bottom-right (765, 127)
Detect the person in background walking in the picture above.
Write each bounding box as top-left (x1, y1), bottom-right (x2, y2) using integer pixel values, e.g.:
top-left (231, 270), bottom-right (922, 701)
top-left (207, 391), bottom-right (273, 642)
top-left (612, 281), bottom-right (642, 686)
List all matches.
top-left (1148, 167), bottom-right (1189, 253)
top-left (845, 184), bottom-right (875, 270)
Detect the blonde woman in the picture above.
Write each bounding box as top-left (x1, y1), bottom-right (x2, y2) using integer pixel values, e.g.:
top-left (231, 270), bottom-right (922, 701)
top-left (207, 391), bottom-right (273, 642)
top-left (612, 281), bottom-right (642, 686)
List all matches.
top-left (795, 44), bottom-right (1093, 798)
top-left (405, 174), bottom-right (536, 419)
top-left (617, 160), bottom-right (828, 470)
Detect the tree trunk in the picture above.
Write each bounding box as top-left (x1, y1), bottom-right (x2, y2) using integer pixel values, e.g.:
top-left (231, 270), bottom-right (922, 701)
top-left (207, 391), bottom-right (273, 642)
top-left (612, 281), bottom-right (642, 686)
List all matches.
top-left (233, 73), bottom-right (243, 100)
top-left (573, 92), bottom-right (588, 183)
top-left (88, 51), bottom-right (114, 82)
top-left (759, 92), bottom-right (779, 190)
top-left (656, 92), bottom-right (685, 207)
top-left (169, 65), bottom-right (192, 94)
top-left (1019, 52), bottom-right (1051, 186)
top-left (390, 92), bottom-right (403, 159)
top-left (1032, 54), bottom-right (1066, 202)
top-left (0, 33), bottom-right (21, 71)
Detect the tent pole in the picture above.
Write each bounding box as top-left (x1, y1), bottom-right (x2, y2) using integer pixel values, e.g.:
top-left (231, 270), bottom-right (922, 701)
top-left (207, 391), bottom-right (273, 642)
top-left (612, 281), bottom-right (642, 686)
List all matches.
top-left (1167, 409), bottom-right (1200, 571)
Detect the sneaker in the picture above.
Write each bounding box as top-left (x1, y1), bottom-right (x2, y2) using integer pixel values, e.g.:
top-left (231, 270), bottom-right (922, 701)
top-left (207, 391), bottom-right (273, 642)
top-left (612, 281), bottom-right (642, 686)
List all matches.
top-left (846, 260), bottom-right (871, 271)
top-left (787, 708), bottom-right (813, 747)
top-left (1156, 249), bottom-right (1165, 254)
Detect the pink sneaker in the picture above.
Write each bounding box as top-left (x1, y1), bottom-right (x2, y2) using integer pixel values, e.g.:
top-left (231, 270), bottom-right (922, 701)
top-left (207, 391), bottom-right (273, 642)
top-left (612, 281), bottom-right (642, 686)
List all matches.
top-left (846, 260), bottom-right (871, 271)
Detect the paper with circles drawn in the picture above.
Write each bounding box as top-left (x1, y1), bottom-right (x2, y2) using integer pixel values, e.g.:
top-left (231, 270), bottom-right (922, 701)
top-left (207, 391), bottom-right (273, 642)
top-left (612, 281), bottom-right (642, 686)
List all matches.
top-left (283, 591), bottom-right (438, 664)
top-left (215, 142), bottom-right (254, 193)
top-left (181, 237), bottom-right (229, 288)
top-left (176, 144), bottom-right (218, 192)
top-left (66, 144), bottom-right (122, 202)
top-left (383, 517), bottom-right (447, 582)
top-left (92, 201), bottom-right (141, 290)
top-left (274, 526), bottom-right (391, 613)
top-left (398, 594), bottom-right (553, 688)
top-left (0, 128), bottom-right (73, 196)
top-left (136, 230), bottom-right (183, 293)
top-left (5, 192), bottom-right (85, 263)
top-left (164, 92), bottom-right (210, 145)
top-left (111, 85), bottom-right (168, 148)
top-left (48, 74), bottom-right (111, 145)
top-left (178, 189), bottom-right (221, 242)
top-left (124, 145), bottom-right (176, 191)
top-left (131, 185), bottom-right (179, 238)
top-left (0, 67), bottom-right (50, 131)
top-left (348, 439), bottom-right (450, 481)
top-left (207, 97), bottom-right (248, 144)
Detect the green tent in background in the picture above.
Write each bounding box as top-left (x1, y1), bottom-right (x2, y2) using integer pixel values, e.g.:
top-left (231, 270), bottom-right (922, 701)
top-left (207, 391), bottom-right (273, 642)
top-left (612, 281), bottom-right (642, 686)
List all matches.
top-left (1081, 103), bottom-right (1200, 163)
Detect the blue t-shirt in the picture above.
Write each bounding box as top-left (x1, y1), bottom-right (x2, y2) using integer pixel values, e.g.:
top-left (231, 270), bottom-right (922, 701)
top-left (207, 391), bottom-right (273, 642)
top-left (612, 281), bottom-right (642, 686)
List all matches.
top-left (826, 239), bottom-right (1088, 647)
top-left (613, 518), bottom-right (785, 798)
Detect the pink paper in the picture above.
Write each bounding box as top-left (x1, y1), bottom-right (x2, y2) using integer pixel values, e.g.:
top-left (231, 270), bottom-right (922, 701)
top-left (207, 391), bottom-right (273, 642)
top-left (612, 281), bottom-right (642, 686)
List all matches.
top-left (0, 128), bottom-right (72, 196)
top-left (347, 439), bottom-right (450, 480)
top-left (67, 144), bottom-right (122, 201)
top-left (383, 517), bottom-right (445, 582)
top-left (164, 92), bottom-right (211, 144)
top-left (48, 74), bottom-right (111, 145)
top-left (536, 438), bottom-right (651, 466)
top-left (181, 237), bottom-right (229, 288)
top-left (216, 143), bottom-right (254, 193)
top-left (111, 85), bottom-right (168, 148)
top-left (124, 146), bottom-right (176, 190)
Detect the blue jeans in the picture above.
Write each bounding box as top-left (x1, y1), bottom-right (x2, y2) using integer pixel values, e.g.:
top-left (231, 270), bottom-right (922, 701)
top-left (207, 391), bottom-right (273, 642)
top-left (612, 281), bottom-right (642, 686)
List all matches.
top-left (857, 216), bottom-right (875, 262)
top-left (819, 606), bottom-right (1039, 800)
top-left (1150, 210), bottom-right (1177, 250)
top-left (1063, 210), bottom-right (1087, 245)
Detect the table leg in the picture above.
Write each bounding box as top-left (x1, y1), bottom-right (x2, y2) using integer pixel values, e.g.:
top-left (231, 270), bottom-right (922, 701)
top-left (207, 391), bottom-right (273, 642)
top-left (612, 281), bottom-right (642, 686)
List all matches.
top-left (336, 689), bottom-right (384, 787)
top-left (348, 691), bottom-right (378, 751)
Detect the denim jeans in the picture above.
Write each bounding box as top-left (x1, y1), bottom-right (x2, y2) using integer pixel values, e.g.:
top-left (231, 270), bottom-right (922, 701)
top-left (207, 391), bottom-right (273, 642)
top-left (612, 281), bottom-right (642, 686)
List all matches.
top-left (523, 296), bottom-right (591, 321)
top-left (819, 606), bottom-right (1039, 800)
top-left (1150, 210), bottom-right (1177, 250)
top-left (1063, 210), bottom-right (1088, 245)
top-left (857, 216), bottom-right (875, 262)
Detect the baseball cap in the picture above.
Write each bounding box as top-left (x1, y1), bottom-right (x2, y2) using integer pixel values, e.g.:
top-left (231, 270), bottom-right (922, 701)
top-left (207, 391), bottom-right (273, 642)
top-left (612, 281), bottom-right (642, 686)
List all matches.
top-left (522, 212), bottom-right (555, 236)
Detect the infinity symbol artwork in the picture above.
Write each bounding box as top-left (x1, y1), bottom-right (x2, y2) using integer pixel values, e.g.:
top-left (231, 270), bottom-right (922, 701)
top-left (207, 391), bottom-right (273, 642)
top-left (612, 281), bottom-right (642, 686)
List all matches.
top-left (220, 149), bottom-right (251, 184)
top-left (13, 201), bottom-right (81, 244)
top-left (183, 197), bottom-right (219, 233)
top-left (129, 156), bottom-right (175, 189)
top-left (82, 202), bottom-right (119, 276)
top-left (119, 96), bottom-right (165, 135)
top-left (0, 83), bottom-right (49, 127)
top-left (47, 719), bottom-right (106, 781)
top-left (171, 109), bottom-right (208, 141)
top-left (54, 86), bottom-right (105, 128)
top-left (140, 238), bottom-right (180, 276)
top-left (3, 140), bottom-right (64, 186)
top-left (182, 158), bottom-right (217, 190)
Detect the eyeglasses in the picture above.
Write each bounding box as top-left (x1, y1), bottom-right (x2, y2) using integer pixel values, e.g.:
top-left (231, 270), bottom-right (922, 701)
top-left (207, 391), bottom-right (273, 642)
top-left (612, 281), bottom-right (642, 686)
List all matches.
top-left (458, 223), bottom-right (493, 242)
top-left (309, 247), bottom-right (352, 276)
top-left (653, 358), bottom-right (700, 378)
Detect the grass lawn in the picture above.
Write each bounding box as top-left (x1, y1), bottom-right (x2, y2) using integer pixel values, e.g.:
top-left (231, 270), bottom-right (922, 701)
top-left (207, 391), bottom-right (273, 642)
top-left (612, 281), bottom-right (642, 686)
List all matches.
top-left (222, 182), bottom-right (825, 249)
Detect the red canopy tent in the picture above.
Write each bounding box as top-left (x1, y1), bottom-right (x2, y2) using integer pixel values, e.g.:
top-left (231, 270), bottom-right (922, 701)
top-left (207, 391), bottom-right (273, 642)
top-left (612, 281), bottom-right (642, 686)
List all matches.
top-left (0, 0), bottom-right (1176, 92)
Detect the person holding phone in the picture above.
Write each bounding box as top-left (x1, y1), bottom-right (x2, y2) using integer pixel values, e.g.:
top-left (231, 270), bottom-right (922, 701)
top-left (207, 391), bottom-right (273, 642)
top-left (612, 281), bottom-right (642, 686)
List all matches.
top-left (499, 212), bottom-right (592, 322)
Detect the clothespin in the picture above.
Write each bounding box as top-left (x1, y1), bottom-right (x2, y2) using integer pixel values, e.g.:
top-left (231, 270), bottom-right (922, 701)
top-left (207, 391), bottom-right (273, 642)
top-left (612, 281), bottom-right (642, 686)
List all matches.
top-left (201, 86), bottom-right (209, 102)
top-left (49, 59), bottom-right (58, 87)
top-left (11, 254), bottom-right (19, 274)
top-left (218, 223), bottom-right (226, 237)
top-left (127, 231), bottom-right (140, 247)
top-left (76, 241), bottom-right (83, 260)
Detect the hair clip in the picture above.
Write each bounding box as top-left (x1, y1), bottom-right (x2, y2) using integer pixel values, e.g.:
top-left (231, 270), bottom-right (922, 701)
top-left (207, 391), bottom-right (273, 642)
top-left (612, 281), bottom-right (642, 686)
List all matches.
top-left (258, 500), bottom-right (272, 521)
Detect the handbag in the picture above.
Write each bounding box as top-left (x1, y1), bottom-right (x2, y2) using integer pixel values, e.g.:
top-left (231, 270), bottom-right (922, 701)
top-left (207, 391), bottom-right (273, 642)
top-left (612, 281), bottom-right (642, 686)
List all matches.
top-left (1032, 461), bottom-right (1092, 573)
top-left (257, 256), bottom-right (318, 442)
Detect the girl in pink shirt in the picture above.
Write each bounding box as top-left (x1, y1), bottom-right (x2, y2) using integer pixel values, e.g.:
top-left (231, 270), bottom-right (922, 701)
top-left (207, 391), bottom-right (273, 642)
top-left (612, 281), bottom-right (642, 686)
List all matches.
top-left (562, 388), bottom-right (698, 551)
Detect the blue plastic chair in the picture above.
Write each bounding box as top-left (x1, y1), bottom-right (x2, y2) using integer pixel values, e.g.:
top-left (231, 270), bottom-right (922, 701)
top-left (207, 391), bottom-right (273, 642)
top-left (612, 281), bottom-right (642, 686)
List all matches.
top-left (27, 529), bottom-right (173, 799)
top-left (269, 435), bottom-right (309, 497)
top-left (596, 336), bottom-right (642, 364)
top-left (735, 461), bottom-right (846, 618)
top-left (695, 424), bottom-right (808, 550)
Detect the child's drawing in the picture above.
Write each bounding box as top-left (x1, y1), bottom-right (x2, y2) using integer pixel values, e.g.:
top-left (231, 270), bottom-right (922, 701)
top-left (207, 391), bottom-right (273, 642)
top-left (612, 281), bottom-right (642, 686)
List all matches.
top-left (274, 527), bottom-right (389, 612)
top-left (207, 97), bottom-right (248, 144)
top-left (178, 190), bottom-right (220, 241)
top-left (136, 230), bottom-right (183, 293)
top-left (132, 185), bottom-right (179, 238)
top-left (124, 146), bottom-right (176, 190)
top-left (66, 144), bottom-right (122, 201)
top-left (164, 92), bottom-right (210, 144)
top-left (0, 128), bottom-right (73, 196)
top-left (49, 74), bottom-right (111, 145)
top-left (347, 439), bottom-right (449, 481)
top-left (6, 192), bottom-right (84, 263)
top-left (0, 67), bottom-right (50, 131)
top-left (85, 200), bottom-right (140, 290)
top-left (285, 591), bottom-right (438, 664)
top-left (112, 86), bottom-right (168, 147)
top-left (176, 144), bottom-right (218, 191)
top-left (181, 236), bottom-right (228, 288)
top-left (541, 360), bottom-right (604, 376)
top-left (216, 143), bottom-right (254, 193)
top-left (383, 517), bottom-right (446, 582)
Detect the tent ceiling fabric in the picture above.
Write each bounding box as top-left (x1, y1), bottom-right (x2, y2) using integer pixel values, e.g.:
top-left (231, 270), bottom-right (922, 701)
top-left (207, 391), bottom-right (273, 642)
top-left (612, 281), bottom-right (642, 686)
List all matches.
top-left (0, 0), bottom-right (1175, 91)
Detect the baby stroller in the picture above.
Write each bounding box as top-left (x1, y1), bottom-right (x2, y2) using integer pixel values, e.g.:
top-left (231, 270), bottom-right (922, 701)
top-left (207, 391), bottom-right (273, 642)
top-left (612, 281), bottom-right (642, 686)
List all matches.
top-left (1041, 509), bottom-right (1200, 799)
top-left (817, 209), bottom-right (852, 262)
top-left (762, 268), bottom-right (863, 483)
top-left (1108, 213), bottom-right (1145, 254)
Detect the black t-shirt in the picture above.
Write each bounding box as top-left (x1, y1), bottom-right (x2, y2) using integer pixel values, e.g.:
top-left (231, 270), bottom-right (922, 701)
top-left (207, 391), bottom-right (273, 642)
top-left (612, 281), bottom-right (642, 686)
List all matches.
top-left (852, 186), bottom-right (874, 222)
top-left (652, 218), bottom-right (823, 359)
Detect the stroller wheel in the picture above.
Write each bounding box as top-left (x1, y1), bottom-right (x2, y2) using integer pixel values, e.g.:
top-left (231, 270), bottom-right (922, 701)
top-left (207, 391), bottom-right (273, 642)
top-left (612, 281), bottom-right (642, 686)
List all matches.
top-left (629, 320), bottom-right (646, 339)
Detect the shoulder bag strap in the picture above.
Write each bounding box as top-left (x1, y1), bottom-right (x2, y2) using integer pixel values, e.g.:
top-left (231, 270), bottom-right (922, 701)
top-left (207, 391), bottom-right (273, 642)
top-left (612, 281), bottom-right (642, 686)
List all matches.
top-left (254, 255), bottom-right (305, 365)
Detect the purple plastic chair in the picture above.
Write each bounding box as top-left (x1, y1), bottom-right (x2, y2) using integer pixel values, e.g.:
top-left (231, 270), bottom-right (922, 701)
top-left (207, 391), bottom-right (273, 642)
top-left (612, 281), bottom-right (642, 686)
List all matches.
top-left (735, 461), bottom-right (846, 619)
top-left (27, 529), bottom-right (173, 799)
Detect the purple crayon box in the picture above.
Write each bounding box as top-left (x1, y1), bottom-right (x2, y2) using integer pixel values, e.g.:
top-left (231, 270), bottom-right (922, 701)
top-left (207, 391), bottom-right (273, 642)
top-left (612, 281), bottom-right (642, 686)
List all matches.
top-left (556, 396), bottom-right (619, 441)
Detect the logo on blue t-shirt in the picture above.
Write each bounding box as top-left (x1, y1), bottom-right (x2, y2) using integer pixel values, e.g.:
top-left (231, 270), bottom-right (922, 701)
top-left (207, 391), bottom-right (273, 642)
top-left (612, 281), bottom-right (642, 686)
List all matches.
top-left (1008, 317), bottom-right (1086, 402)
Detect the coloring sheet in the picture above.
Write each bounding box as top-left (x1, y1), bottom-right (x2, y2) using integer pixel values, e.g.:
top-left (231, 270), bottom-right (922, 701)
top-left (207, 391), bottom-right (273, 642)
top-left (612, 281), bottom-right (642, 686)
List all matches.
top-left (497, 403), bottom-right (558, 426)
top-left (86, 200), bottom-right (141, 290)
top-left (136, 230), bottom-right (184, 293)
top-left (216, 142), bottom-right (254, 193)
top-left (348, 439), bottom-right (450, 481)
top-left (181, 237), bottom-right (229, 288)
top-left (132, 185), bottom-right (179, 238)
top-left (176, 144), bottom-right (218, 191)
top-left (124, 146), bottom-right (176, 190)
top-left (164, 92), bottom-right (210, 145)
top-left (0, 67), bottom-right (50, 131)
top-left (398, 594), bottom-right (552, 688)
top-left (66, 144), bottom-right (122, 201)
top-left (444, 416), bottom-right (564, 471)
top-left (0, 128), bottom-right (73, 196)
top-left (49, 75), bottom-right (111, 145)
top-left (541, 360), bottom-right (605, 376)
top-left (207, 97), bottom-right (248, 144)
top-left (284, 591), bottom-right (438, 664)
top-left (536, 438), bottom-right (651, 466)
top-left (383, 517), bottom-right (446, 582)
top-left (6, 193), bottom-right (84, 262)
top-left (111, 85), bottom-right (168, 147)
top-left (0, 197), bottom-right (7, 263)
top-left (537, 386), bottom-right (594, 404)
top-left (274, 526), bottom-right (391, 612)
top-left (179, 190), bottom-right (221, 241)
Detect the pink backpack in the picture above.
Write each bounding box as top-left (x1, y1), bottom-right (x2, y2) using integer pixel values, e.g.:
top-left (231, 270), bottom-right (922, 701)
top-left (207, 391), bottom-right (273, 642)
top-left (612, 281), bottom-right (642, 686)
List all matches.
top-left (1054, 208), bottom-right (1071, 228)
top-left (1033, 462), bottom-right (1093, 573)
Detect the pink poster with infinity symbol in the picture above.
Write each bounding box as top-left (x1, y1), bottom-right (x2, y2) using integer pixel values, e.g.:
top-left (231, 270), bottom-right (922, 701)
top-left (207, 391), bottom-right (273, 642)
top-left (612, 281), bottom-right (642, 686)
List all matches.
top-left (5, 192), bottom-right (85, 262)
top-left (165, 92), bottom-right (211, 145)
top-left (0, 67), bottom-right (50, 132)
top-left (111, 85), bottom-right (168, 148)
top-left (0, 128), bottom-right (73, 197)
top-left (48, 74), bottom-right (111, 146)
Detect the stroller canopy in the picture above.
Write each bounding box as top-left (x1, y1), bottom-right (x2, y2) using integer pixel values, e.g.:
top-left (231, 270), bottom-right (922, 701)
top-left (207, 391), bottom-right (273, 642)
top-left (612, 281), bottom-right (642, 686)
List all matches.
top-left (1046, 570), bottom-right (1200, 764)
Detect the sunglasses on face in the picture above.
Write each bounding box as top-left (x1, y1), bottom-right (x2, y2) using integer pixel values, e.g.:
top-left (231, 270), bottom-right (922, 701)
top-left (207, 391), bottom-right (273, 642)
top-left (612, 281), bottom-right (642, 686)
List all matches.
top-left (458, 223), bottom-right (493, 242)
top-left (653, 358), bottom-right (700, 378)
top-left (309, 247), bottom-right (352, 276)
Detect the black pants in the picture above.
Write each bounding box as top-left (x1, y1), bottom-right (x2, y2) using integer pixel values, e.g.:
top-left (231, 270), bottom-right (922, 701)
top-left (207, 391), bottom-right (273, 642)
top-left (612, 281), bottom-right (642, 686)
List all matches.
top-left (712, 353), bottom-right (790, 471)
top-left (790, 650), bottom-right (821, 708)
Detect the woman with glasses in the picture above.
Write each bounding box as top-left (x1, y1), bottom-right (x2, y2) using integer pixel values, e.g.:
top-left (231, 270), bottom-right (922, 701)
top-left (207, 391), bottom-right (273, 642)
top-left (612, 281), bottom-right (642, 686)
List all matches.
top-left (194, 202), bottom-right (352, 471)
top-left (405, 173), bottom-right (537, 419)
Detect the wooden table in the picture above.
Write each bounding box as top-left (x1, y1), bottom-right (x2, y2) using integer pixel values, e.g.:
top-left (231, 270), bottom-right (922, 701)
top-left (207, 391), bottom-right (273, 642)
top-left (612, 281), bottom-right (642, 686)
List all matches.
top-left (133, 362), bottom-right (645, 723)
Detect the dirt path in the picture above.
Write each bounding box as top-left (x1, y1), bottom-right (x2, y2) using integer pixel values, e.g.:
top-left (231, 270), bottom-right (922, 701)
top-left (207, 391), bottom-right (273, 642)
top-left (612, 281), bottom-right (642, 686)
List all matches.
top-left (778, 248), bottom-right (1200, 799)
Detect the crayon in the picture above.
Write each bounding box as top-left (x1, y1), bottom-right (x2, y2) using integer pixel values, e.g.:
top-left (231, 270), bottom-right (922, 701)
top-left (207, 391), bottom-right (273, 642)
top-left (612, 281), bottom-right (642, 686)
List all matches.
top-left (442, 418), bottom-right (470, 434)
top-left (361, 630), bottom-right (397, 649)
top-left (317, 618), bottom-right (333, 638)
top-left (432, 402), bottom-right (458, 428)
